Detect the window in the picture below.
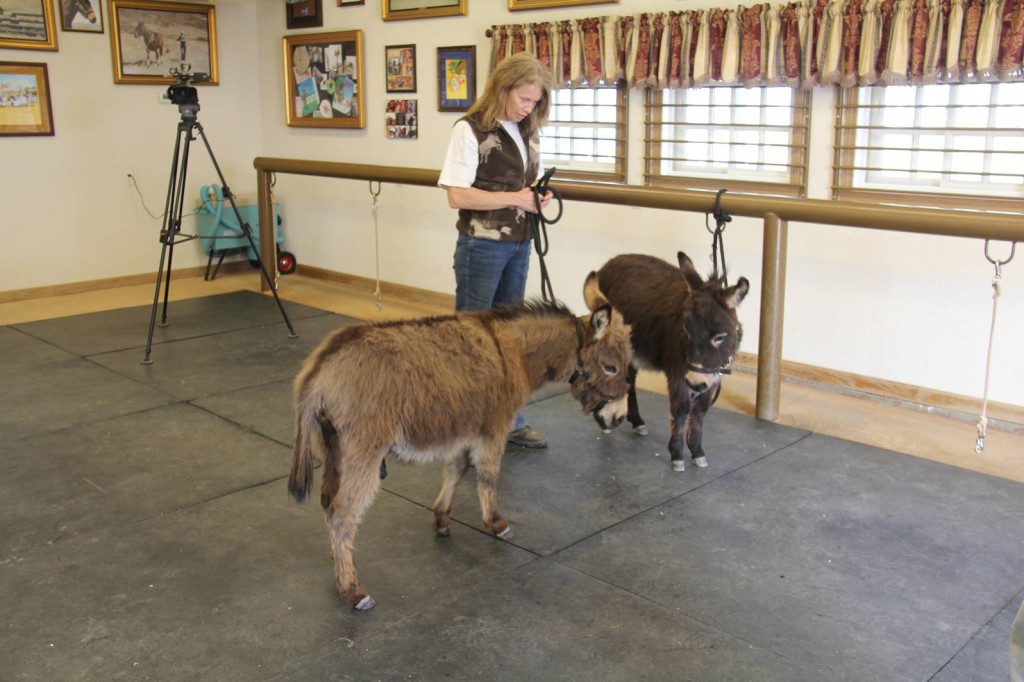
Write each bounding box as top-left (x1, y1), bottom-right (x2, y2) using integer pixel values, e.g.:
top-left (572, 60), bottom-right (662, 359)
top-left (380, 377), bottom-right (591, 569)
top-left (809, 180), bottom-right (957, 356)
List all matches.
top-left (833, 83), bottom-right (1024, 210)
top-left (645, 86), bottom-right (811, 196)
top-left (540, 85), bottom-right (627, 183)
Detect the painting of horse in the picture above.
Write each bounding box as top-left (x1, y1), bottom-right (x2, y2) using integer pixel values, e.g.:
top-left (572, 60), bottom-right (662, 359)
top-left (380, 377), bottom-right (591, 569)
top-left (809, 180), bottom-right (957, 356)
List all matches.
top-left (131, 21), bottom-right (163, 66)
top-left (289, 276), bottom-right (632, 610)
top-left (60, 0), bottom-right (99, 32)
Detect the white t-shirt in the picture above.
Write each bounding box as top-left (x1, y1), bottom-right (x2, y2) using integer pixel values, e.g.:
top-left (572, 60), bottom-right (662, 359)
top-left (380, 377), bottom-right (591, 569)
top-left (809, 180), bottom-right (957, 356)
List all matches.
top-left (438, 119), bottom-right (543, 189)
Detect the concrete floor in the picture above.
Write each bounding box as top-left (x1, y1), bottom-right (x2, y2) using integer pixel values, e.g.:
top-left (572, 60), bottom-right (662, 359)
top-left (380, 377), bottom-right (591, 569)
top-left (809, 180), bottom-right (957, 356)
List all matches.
top-left (2, 287), bottom-right (1022, 681)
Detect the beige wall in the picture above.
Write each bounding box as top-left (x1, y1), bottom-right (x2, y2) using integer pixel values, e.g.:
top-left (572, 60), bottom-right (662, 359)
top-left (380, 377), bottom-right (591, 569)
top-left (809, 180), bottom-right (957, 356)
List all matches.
top-left (1, 0), bottom-right (1021, 408)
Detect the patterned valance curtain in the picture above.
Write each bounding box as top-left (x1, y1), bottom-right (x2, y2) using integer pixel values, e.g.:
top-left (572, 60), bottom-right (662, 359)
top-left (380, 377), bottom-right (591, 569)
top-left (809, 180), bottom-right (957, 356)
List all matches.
top-left (487, 0), bottom-right (1024, 89)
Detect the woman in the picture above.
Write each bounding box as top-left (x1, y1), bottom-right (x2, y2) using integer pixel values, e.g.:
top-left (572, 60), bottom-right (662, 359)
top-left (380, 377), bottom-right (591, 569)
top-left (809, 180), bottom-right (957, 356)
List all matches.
top-left (438, 52), bottom-right (555, 449)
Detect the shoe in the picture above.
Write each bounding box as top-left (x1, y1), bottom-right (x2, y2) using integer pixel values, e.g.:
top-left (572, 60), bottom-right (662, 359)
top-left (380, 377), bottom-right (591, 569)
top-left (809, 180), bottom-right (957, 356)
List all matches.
top-left (507, 425), bottom-right (548, 449)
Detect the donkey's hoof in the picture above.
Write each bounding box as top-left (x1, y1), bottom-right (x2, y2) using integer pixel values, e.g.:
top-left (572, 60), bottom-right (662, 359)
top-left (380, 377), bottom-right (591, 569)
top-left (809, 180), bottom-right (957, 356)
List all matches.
top-left (354, 594), bottom-right (376, 611)
top-left (671, 459), bottom-right (686, 472)
top-left (692, 456), bottom-right (708, 468)
top-left (435, 525), bottom-right (450, 537)
top-left (496, 525), bottom-right (514, 540)
top-left (634, 424), bottom-right (649, 436)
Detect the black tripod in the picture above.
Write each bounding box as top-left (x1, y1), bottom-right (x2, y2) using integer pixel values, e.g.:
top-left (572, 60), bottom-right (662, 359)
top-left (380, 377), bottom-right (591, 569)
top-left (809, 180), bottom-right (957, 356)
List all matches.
top-left (142, 69), bottom-right (297, 364)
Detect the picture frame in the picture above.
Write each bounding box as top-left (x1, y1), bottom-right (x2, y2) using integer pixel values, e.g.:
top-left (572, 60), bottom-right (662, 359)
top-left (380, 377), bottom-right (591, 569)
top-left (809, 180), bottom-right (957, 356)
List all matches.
top-left (436, 45), bottom-right (474, 112)
top-left (385, 44), bottom-right (416, 93)
top-left (0, 0), bottom-right (58, 50)
top-left (508, 0), bottom-right (618, 9)
top-left (109, 0), bottom-right (218, 85)
top-left (337, 0), bottom-right (365, 5)
top-left (283, 30), bottom-right (364, 129)
top-left (285, 0), bottom-right (323, 30)
top-left (0, 61), bottom-right (55, 136)
top-left (61, 0), bottom-right (104, 34)
top-left (385, 98), bottom-right (417, 139)
top-left (382, 0), bottom-right (466, 22)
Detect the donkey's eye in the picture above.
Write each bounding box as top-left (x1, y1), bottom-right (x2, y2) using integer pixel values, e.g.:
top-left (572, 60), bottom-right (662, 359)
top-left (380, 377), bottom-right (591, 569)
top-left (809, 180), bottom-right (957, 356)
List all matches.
top-left (602, 364), bottom-right (618, 375)
top-left (711, 332), bottom-right (729, 348)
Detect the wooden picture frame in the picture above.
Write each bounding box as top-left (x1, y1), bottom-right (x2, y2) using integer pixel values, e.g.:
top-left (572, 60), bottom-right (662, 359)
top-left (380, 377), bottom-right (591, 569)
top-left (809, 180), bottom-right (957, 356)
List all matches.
top-left (0, 0), bottom-right (58, 50)
top-left (508, 0), bottom-right (618, 9)
top-left (437, 45), bottom-right (474, 112)
top-left (284, 30), bottom-right (364, 129)
top-left (385, 44), bottom-right (415, 93)
top-left (337, 0), bottom-right (365, 5)
top-left (382, 0), bottom-right (466, 22)
top-left (286, 0), bottom-right (323, 30)
top-left (0, 61), bottom-right (54, 136)
top-left (61, 0), bottom-right (104, 33)
top-left (109, 0), bottom-right (218, 85)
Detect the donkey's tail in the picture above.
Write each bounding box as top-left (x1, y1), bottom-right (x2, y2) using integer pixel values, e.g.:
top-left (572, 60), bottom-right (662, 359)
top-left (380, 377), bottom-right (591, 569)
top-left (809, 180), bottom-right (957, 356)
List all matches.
top-left (288, 398), bottom-right (322, 503)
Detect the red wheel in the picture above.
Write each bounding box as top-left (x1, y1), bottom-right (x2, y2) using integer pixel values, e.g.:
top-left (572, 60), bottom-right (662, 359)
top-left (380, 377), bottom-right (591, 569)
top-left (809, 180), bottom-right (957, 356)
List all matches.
top-left (277, 250), bottom-right (297, 275)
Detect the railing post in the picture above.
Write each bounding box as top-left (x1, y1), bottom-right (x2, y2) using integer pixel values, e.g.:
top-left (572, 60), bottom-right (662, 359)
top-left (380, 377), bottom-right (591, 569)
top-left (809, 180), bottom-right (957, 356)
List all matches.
top-left (256, 169), bottom-right (275, 293)
top-left (756, 212), bottom-right (787, 421)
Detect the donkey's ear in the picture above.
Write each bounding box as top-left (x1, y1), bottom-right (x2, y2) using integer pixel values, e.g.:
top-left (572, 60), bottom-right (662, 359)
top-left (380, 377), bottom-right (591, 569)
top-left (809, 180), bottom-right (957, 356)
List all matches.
top-left (583, 271), bottom-right (609, 312)
top-left (677, 251), bottom-right (704, 289)
top-left (723, 277), bottom-right (750, 309)
top-left (589, 305), bottom-right (611, 338)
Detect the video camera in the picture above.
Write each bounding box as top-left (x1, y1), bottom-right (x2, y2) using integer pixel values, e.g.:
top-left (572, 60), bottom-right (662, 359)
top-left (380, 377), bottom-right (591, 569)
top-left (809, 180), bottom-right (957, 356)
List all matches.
top-left (167, 65), bottom-right (210, 116)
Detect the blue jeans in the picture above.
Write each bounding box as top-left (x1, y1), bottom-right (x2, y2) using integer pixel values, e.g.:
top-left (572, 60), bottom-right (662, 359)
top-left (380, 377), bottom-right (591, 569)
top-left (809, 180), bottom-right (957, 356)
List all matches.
top-left (453, 233), bottom-right (533, 431)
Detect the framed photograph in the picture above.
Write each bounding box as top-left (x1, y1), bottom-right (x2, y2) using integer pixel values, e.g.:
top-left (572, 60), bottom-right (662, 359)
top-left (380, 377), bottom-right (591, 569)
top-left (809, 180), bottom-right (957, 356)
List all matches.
top-left (383, 0), bottom-right (466, 22)
top-left (61, 0), bottom-right (104, 33)
top-left (0, 61), bottom-right (54, 136)
top-left (285, 0), bottom-right (322, 30)
top-left (385, 44), bottom-right (415, 93)
top-left (509, 0), bottom-right (618, 8)
top-left (109, 0), bottom-right (218, 85)
top-left (0, 0), bottom-right (58, 50)
top-left (337, 0), bottom-right (364, 5)
top-left (437, 45), bottom-right (474, 112)
top-left (284, 30), bottom-right (364, 129)
top-left (385, 98), bottom-right (417, 139)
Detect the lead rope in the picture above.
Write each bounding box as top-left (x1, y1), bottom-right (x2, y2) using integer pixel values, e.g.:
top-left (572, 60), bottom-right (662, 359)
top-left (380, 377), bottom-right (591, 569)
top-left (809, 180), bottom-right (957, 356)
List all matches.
top-left (530, 167), bottom-right (563, 303)
top-left (975, 240), bottom-right (1015, 454)
top-left (706, 189), bottom-right (732, 286)
top-left (369, 181), bottom-right (383, 311)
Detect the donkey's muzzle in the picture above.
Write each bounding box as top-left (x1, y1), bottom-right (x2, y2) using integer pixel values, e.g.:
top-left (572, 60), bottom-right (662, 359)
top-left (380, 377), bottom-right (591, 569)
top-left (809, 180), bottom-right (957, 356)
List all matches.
top-left (591, 394), bottom-right (628, 431)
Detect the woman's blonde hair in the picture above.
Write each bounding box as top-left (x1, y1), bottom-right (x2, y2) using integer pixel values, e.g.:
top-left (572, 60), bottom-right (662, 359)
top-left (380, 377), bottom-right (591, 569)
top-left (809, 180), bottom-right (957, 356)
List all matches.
top-left (466, 52), bottom-right (554, 138)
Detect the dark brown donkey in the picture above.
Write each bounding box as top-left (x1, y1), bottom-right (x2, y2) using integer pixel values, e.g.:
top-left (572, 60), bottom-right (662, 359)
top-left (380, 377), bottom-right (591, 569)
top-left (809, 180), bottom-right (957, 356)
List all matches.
top-left (595, 252), bottom-right (749, 472)
top-left (289, 278), bottom-right (632, 610)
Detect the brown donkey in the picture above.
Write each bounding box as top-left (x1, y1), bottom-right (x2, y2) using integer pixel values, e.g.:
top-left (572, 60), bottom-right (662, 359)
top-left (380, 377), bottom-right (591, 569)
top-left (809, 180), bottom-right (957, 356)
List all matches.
top-left (289, 277), bottom-right (632, 610)
top-left (596, 252), bottom-right (749, 472)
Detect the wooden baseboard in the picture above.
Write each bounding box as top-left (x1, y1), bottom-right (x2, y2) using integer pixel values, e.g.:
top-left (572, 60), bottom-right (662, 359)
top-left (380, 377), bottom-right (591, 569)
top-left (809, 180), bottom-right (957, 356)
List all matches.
top-left (0, 261), bottom-right (251, 304)
top-left (733, 352), bottom-right (1023, 429)
top-left (297, 265), bottom-right (456, 310)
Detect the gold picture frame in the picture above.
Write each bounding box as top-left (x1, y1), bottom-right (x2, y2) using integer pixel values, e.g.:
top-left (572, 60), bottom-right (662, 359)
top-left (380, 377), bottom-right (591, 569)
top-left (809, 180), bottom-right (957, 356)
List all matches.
top-left (382, 0), bottom-right (466, 22)
top-left (0, 61), bottom-right (55, 136)
top-left (283, 30), bottom-right (365, 129)
top-left (0, 0), bottom-right (58, 50)
top-left (108, 0), bottom-right (218, 85)
top-left (508, 0), bottom-right (618, 9)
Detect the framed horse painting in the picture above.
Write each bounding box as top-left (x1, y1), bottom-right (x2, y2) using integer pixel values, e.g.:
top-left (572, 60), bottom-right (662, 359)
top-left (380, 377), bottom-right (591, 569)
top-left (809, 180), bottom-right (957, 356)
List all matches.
top-left (61, 0), bottom-right (103, 33)
top-left (0, 0), bottom-right (58, 50)
top-left (108, 0), bottom-right (218, 85)
top-left (0, 61), bottom-right (55, 136)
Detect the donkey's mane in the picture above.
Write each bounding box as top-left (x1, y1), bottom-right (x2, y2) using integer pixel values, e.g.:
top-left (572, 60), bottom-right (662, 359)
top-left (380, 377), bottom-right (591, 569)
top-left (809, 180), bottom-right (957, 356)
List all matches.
top-left (486, 298), bottom-right (574, 322)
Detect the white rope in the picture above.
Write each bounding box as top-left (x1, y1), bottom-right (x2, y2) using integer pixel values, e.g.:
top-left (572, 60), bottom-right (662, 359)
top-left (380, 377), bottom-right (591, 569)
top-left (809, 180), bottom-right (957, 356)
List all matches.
top-left (370, 182), bottom-right (383, 311)
top-left (974, 272), bottom-right (1000, 454)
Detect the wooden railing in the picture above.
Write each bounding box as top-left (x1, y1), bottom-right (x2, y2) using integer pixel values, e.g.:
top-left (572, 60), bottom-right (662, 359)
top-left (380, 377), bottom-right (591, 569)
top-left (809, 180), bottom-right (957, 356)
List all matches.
top-left (253, 156), bottom-right (1024, 422)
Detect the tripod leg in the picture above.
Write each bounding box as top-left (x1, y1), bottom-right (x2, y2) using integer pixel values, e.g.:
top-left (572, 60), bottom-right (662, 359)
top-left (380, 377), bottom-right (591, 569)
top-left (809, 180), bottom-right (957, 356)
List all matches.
top-left (142, 240), bottom-right (170, 365)
top-left (194, 122), bottom-right (298, 338)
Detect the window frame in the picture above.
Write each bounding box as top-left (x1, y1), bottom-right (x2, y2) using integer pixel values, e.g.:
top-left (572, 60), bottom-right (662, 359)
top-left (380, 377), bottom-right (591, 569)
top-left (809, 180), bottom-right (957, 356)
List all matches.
top-left (540, 83), bottom-right (627, 184)
top-left (644, 85), bottom-right (811, 197)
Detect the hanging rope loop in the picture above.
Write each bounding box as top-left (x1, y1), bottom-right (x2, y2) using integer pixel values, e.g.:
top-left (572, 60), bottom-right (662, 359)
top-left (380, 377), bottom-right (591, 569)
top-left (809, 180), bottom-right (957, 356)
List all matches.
top-left (530, 167), bottom-right (563, 303)
top-left (974, 240), bottom-right (1016, 454)
top-left (705, 189), bottom-right (732, 286)
top-left (369, 181), bottom-right (383, 311)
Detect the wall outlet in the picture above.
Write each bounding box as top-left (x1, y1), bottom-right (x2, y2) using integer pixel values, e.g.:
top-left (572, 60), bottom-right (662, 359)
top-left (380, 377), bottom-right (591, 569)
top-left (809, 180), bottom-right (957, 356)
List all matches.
top-left (125, 171), bottom-right (134, 187)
